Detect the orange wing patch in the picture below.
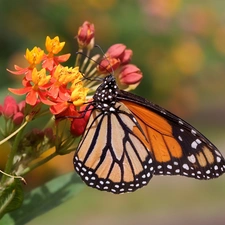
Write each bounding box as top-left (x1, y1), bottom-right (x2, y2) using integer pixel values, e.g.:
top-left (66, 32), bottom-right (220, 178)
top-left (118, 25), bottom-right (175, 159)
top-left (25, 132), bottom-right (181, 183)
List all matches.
top-left (122, 100), bottom-right (182, 163)
top-left (121, 100), bottom-right (172, 135)
top-left (164, 136), bottom-right (182, 158)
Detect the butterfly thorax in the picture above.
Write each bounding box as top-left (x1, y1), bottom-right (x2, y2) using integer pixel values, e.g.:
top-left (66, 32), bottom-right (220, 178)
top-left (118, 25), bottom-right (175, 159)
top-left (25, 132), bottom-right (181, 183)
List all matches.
top-left (93, 75), bottom-right (119, 113)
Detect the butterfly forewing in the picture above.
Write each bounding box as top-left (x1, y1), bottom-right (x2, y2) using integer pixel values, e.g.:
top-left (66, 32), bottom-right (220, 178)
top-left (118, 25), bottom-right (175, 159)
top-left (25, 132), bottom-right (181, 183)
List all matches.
top-left (118, 93), bottom-right (225, 180)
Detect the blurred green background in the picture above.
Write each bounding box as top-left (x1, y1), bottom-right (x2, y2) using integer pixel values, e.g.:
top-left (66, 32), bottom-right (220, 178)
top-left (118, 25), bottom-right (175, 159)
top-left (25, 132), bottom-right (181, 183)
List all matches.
top-left (1, 0), bottom-right (225, 224)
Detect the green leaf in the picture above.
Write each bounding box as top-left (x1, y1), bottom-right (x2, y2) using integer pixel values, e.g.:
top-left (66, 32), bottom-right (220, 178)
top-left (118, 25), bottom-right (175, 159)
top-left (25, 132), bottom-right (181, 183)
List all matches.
top-left (1, 172), bottom-right (83, 225)
top-left (0, 179), bottom-right (24, 217)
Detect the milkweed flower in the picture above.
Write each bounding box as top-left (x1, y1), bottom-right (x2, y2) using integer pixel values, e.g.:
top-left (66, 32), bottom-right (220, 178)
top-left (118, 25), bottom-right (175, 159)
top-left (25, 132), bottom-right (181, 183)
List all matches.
top-left (43, 36), bottom-right (71, 71)
top-left (9, 68), bottom-right (53, 106)
top-left (8, 21), bottom-right (142, 137)
top-left (7, 47), bottom-right (45, 81)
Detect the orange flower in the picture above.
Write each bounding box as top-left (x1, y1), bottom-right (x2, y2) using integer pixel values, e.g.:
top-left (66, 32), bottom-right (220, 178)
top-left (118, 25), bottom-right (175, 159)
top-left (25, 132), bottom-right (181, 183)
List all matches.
top-left (43, 36), bottom-right (71, 71)
top-left (7, 47), bottom-right (44, 80)
top-left (45, 36), bottom-right (65, 55)
top-left (9, 68), bottom-right (54, 106)
top-left (25, 47), bottom-right (44, 67)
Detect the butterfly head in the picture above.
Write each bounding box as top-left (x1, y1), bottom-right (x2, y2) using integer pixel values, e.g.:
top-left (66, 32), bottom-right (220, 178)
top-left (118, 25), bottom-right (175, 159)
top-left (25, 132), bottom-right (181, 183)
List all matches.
top-left (93, 75), bottom-right (119, 112)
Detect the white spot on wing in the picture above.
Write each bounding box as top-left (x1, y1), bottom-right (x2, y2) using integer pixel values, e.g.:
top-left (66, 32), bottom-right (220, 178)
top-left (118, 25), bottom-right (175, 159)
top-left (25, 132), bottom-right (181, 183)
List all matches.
top-left (178, 120), bottom-right (184, 125)
top-left (214, 165), bottom-right (219, 170)
top-left (188, 154), bottom-right (196, 163)
top-left (217, 157), bottom-right (222, 163)
top-left (167, 165), bottom-right (172, 169)
top-left (182, 164), bottom-right (189, 170)
top-left (215, 150), bottom-right (221, 156)
top-left (191, 140), bottom-right (198, 149)
top-left (178, 136), bottom-right (183, 141)
top-left (109, 107), bottom-right (115, 112)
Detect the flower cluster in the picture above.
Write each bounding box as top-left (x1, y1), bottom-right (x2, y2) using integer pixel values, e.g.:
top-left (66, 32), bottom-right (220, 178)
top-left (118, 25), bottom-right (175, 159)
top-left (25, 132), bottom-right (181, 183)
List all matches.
top-left (6, 21), bottom-right (143, 137)
top-left (8, 36), bottom-right (88, 116)
top-left (98, 43), bottom-right (142, 90)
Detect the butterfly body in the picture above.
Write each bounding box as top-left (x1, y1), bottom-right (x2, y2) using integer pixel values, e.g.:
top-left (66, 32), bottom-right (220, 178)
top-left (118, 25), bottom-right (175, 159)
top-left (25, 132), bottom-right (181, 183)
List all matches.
top-left (74, 74), bottom-right (225, 194)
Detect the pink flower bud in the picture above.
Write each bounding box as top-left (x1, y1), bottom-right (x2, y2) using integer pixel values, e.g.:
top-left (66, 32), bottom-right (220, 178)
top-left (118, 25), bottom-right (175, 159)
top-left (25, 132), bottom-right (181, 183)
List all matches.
top-left (13, 112), bottom-right (24, 125)
top-left (119, 64), bottom-right (143, 85)
top-left (120, 49), bottom-right (133, 64)
top-left (77, 21), bottom-right (95, 49)
top-left (18, 100), bottom-right (26, 113)
top-left (105, 44), bottom-right (132, 65)
top-left (3, 96), bottom-right (18, 118)
top-left (106, 44), bottom-right (126, 59)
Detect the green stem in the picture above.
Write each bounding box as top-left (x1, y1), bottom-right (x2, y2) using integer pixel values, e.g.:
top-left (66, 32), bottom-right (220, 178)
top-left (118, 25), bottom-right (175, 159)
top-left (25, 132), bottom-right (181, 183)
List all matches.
top-left (1, 124), bottom-right (26, 184)
top-left (75, 48), bottom-right (83, 67)
top-left (0, 121), bottom-right (27, 146)
top-left (20, 151), bottom-right (58, 176)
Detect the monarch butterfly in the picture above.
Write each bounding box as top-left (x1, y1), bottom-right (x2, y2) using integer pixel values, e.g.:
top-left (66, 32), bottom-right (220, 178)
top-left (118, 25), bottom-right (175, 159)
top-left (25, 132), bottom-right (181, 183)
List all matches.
top-left (74, 74), bottom-right (225, 194)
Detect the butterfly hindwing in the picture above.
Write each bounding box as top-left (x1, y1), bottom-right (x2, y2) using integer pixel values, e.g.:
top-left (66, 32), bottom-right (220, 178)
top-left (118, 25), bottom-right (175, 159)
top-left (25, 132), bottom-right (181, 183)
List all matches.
top-left (74, 102), bottom-right (155, 194)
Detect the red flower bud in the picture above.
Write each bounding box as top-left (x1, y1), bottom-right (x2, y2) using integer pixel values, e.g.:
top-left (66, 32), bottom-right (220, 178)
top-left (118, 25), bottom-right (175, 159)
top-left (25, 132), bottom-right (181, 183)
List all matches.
top-left (70, 116), bottom-right (87, 137)
top-left (77, 21), bottom-right (95, 49)
top-left (119, 64), bottom-right (143, 85)
top-left (70, 106), bottom-right (92, 137)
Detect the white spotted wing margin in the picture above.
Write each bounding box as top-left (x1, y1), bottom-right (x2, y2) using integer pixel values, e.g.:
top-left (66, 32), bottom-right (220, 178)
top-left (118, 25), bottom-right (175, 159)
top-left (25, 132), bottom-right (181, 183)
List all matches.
top-left (74, 102), bottom-right (155, 194)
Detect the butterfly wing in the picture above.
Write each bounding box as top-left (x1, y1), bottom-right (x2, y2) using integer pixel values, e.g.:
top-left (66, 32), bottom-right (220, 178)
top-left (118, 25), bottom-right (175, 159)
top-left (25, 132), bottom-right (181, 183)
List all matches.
top-left (74, 102), bottom-right (155, 194)
top-left (118, 90), bottom-right (225, 180)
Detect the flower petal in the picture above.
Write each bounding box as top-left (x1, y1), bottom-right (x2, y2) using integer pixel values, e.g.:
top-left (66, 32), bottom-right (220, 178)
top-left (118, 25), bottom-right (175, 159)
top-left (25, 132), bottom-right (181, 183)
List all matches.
top-left (8, 87), bottom-right (31, 95)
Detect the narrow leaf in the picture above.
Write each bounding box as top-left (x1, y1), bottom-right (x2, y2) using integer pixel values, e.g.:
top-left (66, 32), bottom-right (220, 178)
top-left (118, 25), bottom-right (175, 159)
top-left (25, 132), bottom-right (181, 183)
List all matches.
top-left (1, 172), bottom-right (83, 225)
top-left (0, 179), bottom-right (24, 218)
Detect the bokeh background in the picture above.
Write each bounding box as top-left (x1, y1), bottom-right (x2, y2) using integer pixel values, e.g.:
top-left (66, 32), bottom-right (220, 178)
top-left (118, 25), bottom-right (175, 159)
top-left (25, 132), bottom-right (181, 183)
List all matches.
top-left (1, 0), bottom-right (225, 224)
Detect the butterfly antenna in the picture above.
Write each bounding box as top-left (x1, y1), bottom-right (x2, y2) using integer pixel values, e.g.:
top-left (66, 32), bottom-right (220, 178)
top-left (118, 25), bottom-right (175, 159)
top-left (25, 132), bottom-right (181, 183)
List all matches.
top-left (76, 51), bottom-right (102, 82)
